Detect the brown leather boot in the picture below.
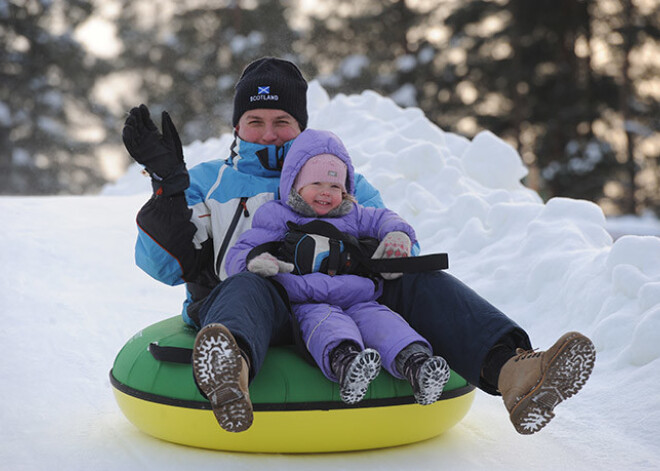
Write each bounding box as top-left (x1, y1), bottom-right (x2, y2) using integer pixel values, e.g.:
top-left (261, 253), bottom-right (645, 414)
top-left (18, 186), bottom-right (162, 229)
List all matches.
top-left (498, 332), bottom-right (596, 435)
top-left (192, 323), bottom-right (253, 433)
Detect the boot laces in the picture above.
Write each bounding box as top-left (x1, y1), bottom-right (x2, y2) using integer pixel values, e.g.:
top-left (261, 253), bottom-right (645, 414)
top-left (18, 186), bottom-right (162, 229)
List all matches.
top-left (513, 347), bottom-right (543, 361)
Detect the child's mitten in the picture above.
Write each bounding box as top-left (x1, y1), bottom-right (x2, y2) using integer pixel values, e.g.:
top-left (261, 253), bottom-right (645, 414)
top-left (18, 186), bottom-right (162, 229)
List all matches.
top-left (247, 252), bottom-right (294, 277)
top-left (372, 231), bottom-right (411, 280)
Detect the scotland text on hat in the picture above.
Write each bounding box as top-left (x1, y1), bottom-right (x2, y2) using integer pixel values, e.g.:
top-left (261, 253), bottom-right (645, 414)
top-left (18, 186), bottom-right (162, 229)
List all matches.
top-left (250, 85), bottom-right (279, 102)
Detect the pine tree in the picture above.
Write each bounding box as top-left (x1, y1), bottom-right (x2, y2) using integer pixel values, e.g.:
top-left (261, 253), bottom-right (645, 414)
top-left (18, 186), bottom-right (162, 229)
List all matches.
top-left (600, 0), bottom-right (660, 214)
top-left (301, 0), bottom-right (658, 214)
top-left (302, 0), bottom-right (440, 109)
top-left (441, 0), bottom-right (626, 205)
top-left (0, 0), bottom-right (113, 194)
top-left (115, 0), bottom-right (301, 145)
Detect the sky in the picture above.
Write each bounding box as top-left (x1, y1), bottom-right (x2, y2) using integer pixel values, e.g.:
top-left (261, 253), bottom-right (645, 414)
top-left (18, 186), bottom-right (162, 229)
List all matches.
top-left (2, 82), bottom-right (660, 470)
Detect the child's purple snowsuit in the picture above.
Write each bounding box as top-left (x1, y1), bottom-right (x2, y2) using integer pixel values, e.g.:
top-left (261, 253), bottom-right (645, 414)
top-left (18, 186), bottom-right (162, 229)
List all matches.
top-left (225, 129), bottom-right (431, 382)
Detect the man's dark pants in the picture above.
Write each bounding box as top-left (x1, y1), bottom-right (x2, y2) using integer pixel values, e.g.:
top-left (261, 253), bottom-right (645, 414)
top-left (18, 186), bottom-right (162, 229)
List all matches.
top-left (198, 271), bottom-right (530, 394)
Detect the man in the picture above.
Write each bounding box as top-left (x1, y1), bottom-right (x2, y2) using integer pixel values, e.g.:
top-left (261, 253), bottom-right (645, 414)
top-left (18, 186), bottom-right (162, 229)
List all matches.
top-left (122, 57), bottom-right (595, 435)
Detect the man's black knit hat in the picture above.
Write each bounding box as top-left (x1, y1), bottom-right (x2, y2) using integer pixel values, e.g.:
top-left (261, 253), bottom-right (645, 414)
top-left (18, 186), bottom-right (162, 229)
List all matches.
top-left (232, 57), bottom-right (308, 130)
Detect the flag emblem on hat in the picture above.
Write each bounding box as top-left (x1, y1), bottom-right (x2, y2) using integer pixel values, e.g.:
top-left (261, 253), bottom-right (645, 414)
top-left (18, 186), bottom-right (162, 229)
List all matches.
top-left (258, 86), bottom-right (270, 94)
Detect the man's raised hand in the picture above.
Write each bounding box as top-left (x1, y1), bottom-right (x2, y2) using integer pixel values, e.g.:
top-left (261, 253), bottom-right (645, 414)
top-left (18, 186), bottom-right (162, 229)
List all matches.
top-left (122, 104), bottom-right (189, 196)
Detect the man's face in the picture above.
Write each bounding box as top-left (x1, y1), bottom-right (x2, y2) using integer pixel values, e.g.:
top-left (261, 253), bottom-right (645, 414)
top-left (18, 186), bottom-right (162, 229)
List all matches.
top-left (235, 109), bottom-right (302, 147)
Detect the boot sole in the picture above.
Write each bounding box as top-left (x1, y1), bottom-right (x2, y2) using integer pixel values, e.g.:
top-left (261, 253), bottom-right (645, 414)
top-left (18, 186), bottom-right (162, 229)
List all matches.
top-left (510, 333), bottom-right (596, 435)
top-left (340, 349), bottom-right (382, 404)
top-left (192, 324), bottom-right (253, 433)
top-left (415, 357), bottom-right (451, 406)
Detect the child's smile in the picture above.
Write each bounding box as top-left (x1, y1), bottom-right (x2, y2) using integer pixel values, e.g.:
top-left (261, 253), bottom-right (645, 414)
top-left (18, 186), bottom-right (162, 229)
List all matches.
top-left (299, 182), bottom-right (344, 216)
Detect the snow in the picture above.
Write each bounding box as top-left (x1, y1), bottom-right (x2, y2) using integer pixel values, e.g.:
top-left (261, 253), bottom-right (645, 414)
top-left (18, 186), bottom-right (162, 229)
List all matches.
top-left (396, 54), bottom-right (417, 72)
top-left (389, 83), bottom-right (418, 107)
top-left (3, 81), bottom-right (660, 470)
top-left (0, 101), bottom-right (11, 126)
top-left (230, 32), bottom-right (265, 55)
top-left (606, 210), bottom-right (660, 239)
top-left (340, 54), bottom-right (370, 79)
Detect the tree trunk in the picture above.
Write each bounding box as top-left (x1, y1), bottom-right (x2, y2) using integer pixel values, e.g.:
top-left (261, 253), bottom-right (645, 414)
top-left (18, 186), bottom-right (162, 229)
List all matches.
top-left (620, 0), bottom-right (638, 214)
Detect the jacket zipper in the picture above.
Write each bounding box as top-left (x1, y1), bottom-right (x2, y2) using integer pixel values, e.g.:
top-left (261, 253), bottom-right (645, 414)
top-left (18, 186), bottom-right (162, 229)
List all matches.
top-left (216, 197), bottom-right (249, 276)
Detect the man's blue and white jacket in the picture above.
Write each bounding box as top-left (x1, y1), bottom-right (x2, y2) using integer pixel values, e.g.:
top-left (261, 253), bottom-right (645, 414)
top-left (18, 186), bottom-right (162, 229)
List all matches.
top-left (134, 136), bottom-right (385, 326)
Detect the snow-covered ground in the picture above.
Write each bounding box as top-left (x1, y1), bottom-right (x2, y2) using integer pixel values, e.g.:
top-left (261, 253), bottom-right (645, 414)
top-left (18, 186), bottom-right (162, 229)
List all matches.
top-left (2, 82), bottom-right (660, 470)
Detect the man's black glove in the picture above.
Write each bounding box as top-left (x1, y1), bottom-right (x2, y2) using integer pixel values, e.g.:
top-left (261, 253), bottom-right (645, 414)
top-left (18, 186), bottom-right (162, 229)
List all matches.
top-left (122, 104), bottom-right (190, 197)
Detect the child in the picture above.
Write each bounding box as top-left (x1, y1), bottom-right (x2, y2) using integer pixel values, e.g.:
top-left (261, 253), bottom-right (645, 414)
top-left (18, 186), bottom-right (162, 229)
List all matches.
top-left (225, 129), bottom-right (450, 405)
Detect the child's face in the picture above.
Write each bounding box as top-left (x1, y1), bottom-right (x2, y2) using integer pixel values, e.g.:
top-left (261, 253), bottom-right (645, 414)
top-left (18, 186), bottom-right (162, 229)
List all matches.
top-left (298, 182), bottom-right (343, 216)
